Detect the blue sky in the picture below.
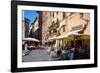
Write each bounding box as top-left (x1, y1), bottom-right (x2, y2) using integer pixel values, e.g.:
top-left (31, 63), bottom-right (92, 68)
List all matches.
top-left (24, 10), bottom-right (38, 24)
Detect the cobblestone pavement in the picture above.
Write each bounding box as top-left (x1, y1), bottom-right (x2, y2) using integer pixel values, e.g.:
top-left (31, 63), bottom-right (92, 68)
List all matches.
top-left (22, 48), bottom-right (53, 62)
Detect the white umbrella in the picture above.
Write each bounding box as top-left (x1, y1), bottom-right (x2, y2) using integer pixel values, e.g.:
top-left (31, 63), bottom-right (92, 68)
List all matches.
top-left (23, 37), bottom-right (40, 42)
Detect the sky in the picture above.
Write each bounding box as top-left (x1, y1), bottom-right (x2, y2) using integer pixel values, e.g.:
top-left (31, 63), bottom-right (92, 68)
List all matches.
top-left (24, 10), bottom-right (39, 24)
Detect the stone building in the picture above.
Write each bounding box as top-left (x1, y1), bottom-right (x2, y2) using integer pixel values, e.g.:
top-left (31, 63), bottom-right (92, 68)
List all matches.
top-left (22, 17), bottom-right (30, 38)
top-left (41, 11), bottom-right (90, 49)
top-left (29, 17), bottom-right (40, 40)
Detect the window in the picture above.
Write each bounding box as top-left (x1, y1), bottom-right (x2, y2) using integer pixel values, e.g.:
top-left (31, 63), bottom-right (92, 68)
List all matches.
top-left (80, 13), bottom-right (84, 18)
top-left (52, 12), bottom-right (54, 17)
top-left (56, 12), bottom-right (58, 14)
top-left (70, 12), bottom-right (74, 15)
top-left (63, 12), bottom-right (66, 19)
top-left (63, 26), bottom-right (65, 32)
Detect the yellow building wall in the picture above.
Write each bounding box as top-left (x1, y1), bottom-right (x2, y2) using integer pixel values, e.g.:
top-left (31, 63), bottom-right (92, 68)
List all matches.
top-left (45, 12), bottom-right (90, 42)
top-left (83, 13), bottom-right (90, 35)
top-left (69, 13), bottom-right (83, 31)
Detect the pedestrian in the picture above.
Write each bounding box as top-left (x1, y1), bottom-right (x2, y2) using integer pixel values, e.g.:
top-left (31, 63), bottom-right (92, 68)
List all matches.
top-left (47, 46), bottom-right (51, 54)
top-left (49, 47), bottom-right (57, 58)
top-left (66, 43), bottom-right (76, 60)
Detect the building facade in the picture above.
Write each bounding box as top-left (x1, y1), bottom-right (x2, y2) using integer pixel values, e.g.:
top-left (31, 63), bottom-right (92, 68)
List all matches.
top-left (22, 17), bottom-right (30, 38)
top-left (41, 11), bottom-right (52, 45)
top-left (41, 11), bottom-right (90, 48)
top-left (29, 16), bottom-right (40, 40)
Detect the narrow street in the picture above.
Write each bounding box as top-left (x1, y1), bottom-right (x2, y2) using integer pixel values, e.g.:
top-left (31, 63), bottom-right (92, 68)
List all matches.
top-left (22, 48), bottom-right (52, 62)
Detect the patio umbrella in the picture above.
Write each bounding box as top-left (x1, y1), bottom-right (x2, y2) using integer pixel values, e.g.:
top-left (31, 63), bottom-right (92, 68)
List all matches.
top-left (23, 37), bottom-right (40, 42)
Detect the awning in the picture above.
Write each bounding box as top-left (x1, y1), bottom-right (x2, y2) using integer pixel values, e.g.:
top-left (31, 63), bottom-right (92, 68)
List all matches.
top-left (57, 32), bottom-right (90, 40)
top-left (46, 32), bottom-right (90, 42)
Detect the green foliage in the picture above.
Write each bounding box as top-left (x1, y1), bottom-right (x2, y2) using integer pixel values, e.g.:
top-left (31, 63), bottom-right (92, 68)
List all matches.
top-left (48, 19), bottom-right (59, 32)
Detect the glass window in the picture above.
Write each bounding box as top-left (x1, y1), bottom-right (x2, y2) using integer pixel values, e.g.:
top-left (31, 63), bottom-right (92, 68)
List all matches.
top-left (56, 12), bottom-right (58, 14)
top-left (52, 12), bottom-right (54, 17)
top-left (63, 26), bottom-right (65, 32)
top-left (63, 12), bottom-right (66, 19)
